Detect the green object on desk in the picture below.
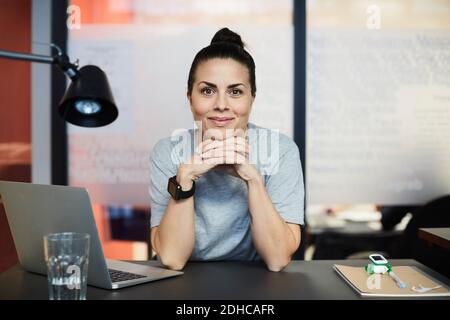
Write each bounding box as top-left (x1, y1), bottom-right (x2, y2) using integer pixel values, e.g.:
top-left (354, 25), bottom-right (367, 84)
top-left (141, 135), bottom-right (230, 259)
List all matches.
top-left (365, 263), bottom-right (392, 274)
top-left (365, 263), bottom-right (407, 289)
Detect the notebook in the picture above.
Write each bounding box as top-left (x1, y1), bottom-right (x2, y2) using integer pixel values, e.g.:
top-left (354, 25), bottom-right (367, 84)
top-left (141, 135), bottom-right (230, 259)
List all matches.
top-left (334, 264), bottom-right (450, 298)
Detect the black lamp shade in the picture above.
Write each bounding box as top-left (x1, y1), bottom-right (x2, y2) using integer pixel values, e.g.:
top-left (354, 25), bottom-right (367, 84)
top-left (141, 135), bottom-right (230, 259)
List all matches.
top-left (59, 65), bottom-right (118, 127)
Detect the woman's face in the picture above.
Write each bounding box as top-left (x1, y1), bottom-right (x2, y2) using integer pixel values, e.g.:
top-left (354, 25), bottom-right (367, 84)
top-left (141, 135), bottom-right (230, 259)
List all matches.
top-left (188, 58), bottom-right (255, 138)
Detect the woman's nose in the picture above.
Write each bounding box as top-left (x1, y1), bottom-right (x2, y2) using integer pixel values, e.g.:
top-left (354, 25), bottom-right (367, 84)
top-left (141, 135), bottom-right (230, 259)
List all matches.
top-left (214, 93), bottom-right (229, 111)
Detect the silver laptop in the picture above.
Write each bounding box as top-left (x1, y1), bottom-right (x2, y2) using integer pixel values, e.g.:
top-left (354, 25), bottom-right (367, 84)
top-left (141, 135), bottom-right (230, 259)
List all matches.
top-left (0, 180), bottom-right (182, 289)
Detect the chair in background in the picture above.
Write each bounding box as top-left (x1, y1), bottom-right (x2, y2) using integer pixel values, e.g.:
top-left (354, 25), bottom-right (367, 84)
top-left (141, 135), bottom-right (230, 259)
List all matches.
top-left (311, 196), bottom-right (450, 278)
top-left (386, 195), bottom-right (450, 277)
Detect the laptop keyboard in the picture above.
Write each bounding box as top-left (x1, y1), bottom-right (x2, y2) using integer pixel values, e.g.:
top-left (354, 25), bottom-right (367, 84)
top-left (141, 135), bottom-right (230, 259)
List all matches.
top-left (108, 269), bottom-right (147, 283)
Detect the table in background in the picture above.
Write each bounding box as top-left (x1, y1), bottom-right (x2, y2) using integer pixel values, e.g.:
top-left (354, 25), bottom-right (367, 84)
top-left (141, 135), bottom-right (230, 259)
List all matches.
top-left (419, 228), bottom-right (450, 251)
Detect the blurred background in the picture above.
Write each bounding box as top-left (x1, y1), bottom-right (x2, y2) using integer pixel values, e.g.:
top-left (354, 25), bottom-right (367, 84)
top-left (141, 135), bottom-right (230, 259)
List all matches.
top-left (1, 0), bottom-right (449, 276)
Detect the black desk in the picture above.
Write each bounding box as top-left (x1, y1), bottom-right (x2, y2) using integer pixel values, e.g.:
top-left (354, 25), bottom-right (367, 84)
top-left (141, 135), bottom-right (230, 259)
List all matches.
top-left (0, 260), bottom-right (448, 300)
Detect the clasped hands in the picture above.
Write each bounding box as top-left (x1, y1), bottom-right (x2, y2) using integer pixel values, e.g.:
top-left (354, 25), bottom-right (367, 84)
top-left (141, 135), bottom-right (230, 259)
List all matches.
top-left (178, 130), bottom-right (261, 185)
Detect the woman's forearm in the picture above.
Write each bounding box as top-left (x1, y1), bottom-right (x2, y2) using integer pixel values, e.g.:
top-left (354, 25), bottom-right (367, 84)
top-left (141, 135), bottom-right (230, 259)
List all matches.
top-left (153, 171), bottom-right (196, 270)
top-left (247, 178), bottom-right (300, 272)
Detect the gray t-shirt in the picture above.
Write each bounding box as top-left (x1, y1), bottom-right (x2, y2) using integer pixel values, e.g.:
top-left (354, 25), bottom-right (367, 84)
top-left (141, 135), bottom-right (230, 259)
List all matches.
top-left (149, 122), bottom-right (304, 261)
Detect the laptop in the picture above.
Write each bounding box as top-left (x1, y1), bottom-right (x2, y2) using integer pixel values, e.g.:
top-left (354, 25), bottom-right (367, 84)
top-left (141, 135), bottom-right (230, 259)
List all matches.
top-left (0, 180), bottom-right (182, 289)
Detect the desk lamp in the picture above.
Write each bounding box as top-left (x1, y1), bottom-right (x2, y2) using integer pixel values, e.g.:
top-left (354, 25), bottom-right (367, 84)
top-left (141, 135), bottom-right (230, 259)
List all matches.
top-left (0, 45), bottom-right (118, 127)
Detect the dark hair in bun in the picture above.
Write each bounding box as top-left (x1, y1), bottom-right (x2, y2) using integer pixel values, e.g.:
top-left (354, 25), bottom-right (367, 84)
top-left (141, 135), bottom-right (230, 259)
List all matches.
top-left (187, 27), bottom-right (256, 97)
top-left (210, 27), bottom-right (245, 48)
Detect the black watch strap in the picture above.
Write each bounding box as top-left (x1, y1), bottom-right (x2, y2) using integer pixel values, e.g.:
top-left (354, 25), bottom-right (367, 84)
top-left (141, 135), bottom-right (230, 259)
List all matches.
top-left (167, 175), bottom-right (195, 200)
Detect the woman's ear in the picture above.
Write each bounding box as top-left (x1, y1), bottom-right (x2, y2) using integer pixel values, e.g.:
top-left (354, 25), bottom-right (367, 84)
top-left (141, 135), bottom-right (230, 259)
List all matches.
top-left (186, 92), bottom-right (194, 112)
top-left (250, 95), bottom-right (256, 110)
top-left (187, 93), bottom-right (195, 115)
top-left (187, 92), bottom-right (193, 106)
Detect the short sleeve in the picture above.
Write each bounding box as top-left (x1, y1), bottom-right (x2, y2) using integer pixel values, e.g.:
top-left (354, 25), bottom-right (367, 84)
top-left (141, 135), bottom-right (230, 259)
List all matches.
top-left (149, 139), bottom-right (178, 228)
top-left (264, 139), bottom-right (305, 225)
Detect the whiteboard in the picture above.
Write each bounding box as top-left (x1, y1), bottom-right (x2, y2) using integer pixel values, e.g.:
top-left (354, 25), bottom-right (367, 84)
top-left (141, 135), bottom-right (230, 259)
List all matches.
top-left (306, 0), bottom-right (450, 204)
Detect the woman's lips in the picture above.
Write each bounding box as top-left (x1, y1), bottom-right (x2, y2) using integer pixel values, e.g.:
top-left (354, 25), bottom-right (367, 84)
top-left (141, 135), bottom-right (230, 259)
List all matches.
top-left (208, 117), bottom-right (235, 127)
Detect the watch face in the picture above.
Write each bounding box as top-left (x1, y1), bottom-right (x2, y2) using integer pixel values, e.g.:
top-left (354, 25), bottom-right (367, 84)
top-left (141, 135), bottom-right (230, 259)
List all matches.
top-left (168, 180), bottom-right (177, 196)
top-left (168, 176), bottom-right (194, 200)
top-left (168, 177), bottom-right (180, 199)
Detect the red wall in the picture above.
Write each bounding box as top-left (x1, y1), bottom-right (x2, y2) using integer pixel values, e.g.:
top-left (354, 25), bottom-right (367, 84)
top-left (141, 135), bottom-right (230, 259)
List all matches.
top-left (0, 0), bottom-right (31, 272)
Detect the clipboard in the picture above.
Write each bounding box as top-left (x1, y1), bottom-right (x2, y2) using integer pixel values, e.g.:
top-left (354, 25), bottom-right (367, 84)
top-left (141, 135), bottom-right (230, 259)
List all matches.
top-left (334, 264), bottom-right (450, 298)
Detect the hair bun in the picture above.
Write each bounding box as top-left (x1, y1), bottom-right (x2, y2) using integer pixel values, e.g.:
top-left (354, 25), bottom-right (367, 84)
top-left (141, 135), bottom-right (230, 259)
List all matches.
top-left (211, 27), bottom-right (244, 49)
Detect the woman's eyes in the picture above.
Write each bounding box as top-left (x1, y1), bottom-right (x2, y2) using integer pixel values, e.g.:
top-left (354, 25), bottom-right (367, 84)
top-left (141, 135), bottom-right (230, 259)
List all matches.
top-left (201, 87), bottom-right (215, 95)
top-left (230, 89), bottom-right (243, 96)
top-left (200, 87), bottom-right (243, 97)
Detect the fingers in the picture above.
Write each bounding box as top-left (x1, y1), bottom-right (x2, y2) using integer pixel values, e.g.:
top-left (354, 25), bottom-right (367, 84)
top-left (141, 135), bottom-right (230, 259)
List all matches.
top-left (193, 129), bottom-right (250, 165)
top-left (196, 136), bottom-right (249, 155)
top-left (201, 140), bottom-right (248, 154)
top-left (202, 151), bottom-right (247, 164)
top-left (203, 128), bottom-right (244, 141)
top-left (201, 148), bottom-right (248, 161)
top-left (201, 137), bottom-right (249, 165)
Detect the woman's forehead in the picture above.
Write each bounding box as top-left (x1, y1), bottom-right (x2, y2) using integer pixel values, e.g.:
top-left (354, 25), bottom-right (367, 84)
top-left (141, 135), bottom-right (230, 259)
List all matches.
top-left (195, 58), bottom-right (250, 84)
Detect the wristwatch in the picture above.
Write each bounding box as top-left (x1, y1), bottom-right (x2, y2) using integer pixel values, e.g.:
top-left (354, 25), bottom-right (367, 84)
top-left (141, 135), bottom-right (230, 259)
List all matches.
top-left (167, 175), bottom-right (195, 200)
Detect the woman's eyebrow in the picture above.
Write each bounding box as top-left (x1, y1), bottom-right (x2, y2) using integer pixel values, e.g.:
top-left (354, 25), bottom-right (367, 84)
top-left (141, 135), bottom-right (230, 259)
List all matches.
top-left (228, 83), bottom-right (246, 89)
top-left (198, 81), bottom-right (217, 88)
top-left (198, 81), bottom-right (246, 88)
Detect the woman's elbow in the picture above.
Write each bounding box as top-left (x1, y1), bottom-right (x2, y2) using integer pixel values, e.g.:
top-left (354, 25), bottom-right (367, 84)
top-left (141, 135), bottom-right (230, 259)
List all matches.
top-left (265, 257), bottom-right (291, 272)
top-left (166, 262), bottom-right (186, 271)
top-left (159, 254), bottom-right (188, 271)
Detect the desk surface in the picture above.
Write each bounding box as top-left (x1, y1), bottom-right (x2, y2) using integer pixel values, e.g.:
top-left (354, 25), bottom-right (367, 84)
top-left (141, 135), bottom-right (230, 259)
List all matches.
top-left (0, 260), bottom-right (449, 300)
top-left (419, 228), bottom-right (450, 250)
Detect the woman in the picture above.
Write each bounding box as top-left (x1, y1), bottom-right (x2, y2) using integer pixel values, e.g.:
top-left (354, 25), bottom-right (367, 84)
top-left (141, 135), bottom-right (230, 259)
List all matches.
top-left (149, 28), bottom-right (304, 272)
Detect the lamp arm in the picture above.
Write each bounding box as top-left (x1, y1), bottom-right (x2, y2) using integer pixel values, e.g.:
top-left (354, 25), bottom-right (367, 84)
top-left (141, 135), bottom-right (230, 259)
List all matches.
top-left (0, 49), bottom-right (79, 79)
top-left (0, 49), bottom-right (55, 64)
